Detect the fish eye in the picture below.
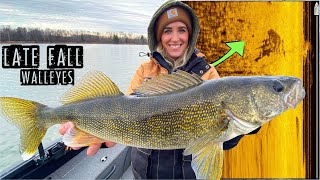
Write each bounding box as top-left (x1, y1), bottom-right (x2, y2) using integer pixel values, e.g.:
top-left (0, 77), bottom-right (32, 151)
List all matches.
top-left (273, 80), bottom-right (284, 92)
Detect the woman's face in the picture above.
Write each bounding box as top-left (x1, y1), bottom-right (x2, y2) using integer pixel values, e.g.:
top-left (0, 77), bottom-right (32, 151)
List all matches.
top-left (160, 21), bottom-right (189, 60)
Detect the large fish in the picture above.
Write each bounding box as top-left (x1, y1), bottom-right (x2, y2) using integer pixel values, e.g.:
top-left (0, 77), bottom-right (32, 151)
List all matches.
top-left (0, 70), bottom-right (305, 179)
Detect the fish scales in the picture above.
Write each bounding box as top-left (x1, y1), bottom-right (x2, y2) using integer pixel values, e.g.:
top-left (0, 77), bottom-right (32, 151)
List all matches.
top-left (41, 81), bottom-right (227, 149)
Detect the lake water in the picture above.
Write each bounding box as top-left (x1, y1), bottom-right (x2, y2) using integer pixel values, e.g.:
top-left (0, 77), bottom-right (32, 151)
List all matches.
top-left (0, 44), bottom-right (150, 173)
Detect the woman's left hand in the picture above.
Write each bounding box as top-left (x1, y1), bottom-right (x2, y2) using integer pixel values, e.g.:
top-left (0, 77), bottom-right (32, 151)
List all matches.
top-left (59, 122), bottom-right (116, 156)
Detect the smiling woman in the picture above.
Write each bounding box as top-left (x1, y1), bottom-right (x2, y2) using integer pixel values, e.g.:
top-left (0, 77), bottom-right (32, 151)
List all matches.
top-left (160, 22), bottom-right (189, 60)
top-left (59, 0), bottom-right (227, 179)
top-left (112, 0), bottom-right (260, 179)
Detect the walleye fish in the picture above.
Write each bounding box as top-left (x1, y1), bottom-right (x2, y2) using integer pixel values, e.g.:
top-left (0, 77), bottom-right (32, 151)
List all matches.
top-left (0, 70), bottom-right (305, 180)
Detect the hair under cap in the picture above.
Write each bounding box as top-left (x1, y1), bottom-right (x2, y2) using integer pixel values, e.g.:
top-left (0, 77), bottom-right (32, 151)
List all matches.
top-left (155, 6), bottom-right (192, 43)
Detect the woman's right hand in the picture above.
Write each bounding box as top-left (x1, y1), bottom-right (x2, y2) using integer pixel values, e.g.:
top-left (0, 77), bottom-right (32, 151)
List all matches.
top-left (59, 122), bottom-right (116, 156)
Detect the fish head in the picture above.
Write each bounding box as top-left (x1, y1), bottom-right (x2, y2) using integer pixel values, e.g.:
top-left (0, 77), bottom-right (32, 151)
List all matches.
top-left (219, 76), bottom-right (305, 134)
top-left (250, 76), bottom-right (305, 123)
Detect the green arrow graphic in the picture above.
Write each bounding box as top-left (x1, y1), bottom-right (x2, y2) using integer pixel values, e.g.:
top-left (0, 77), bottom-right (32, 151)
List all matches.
top-left (212, 41), bottom-right (245, 67)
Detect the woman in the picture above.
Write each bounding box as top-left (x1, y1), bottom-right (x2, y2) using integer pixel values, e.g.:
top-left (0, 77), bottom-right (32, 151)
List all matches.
top-left (60, 0), bottom-right (260, 179)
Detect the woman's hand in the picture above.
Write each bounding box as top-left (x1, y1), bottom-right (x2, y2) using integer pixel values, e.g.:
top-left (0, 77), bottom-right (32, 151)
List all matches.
top-left (59, 122), bottom-right (116, 156)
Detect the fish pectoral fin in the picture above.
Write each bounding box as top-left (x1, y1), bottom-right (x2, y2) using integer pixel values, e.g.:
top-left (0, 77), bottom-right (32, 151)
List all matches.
top-left (184, 132), bottom-right (216, 156)
top-left (61, 70), bottom-right (123, 105)
top-left (63, 127), bottom-right (106, 147)
top-left (184, 111), bottom-right (229, 156)
top-left (190, 142), bottom-right (224, 180)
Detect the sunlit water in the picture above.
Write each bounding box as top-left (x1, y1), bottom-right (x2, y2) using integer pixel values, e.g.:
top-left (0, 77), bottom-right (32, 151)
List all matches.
top-left (0, 44), bottom-right (149, 173)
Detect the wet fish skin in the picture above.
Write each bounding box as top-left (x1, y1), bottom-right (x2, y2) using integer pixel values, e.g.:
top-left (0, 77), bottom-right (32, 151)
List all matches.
top-left (41, 87), bottom-right (227, 149)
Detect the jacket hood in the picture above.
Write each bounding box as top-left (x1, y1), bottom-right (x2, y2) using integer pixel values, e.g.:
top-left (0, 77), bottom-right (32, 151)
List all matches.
top-left (147, 0), bottom-right (200, 63)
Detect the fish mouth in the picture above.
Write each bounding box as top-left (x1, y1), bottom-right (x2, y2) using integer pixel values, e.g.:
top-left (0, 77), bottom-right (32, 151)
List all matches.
top-left (285, 80), bottom-right (305, 109)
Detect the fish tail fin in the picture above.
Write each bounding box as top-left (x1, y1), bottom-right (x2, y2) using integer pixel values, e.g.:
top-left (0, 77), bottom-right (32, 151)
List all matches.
top-left (0, 97), bottom-right (47, 160)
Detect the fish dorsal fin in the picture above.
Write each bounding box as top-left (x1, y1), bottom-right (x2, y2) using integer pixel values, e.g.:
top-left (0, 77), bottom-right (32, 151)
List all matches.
top-left (133, 70), bottom-right (203, 96)
top-left (61, 70), bottom-right (123, 104)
